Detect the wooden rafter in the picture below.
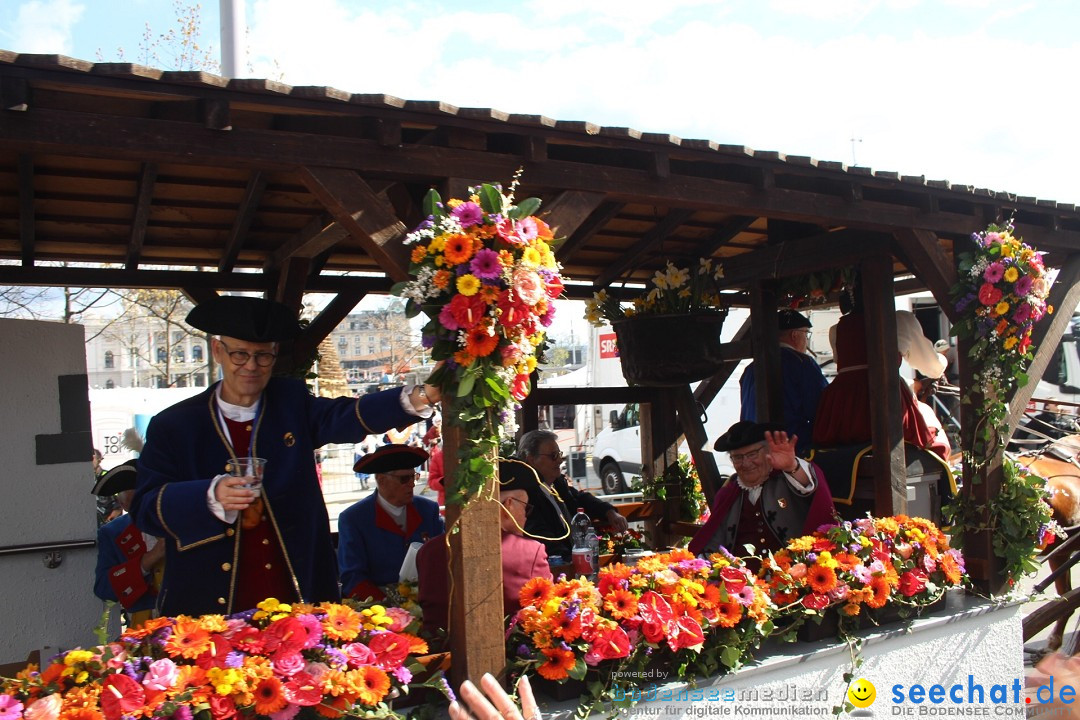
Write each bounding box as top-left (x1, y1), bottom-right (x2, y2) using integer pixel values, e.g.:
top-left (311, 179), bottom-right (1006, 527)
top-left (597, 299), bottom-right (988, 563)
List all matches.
top-left (1, 75), bottom-right (29, 111)
top-left (538, 190), bottom-right (606, 243)
top-left (18, 153), bottom-right (33, 266)
top-left (700, 215), bottom-right (758, 257)
top-left (557, 201), bottom-right (624, 264)
top-left (181, 287), bottom-right (220, 307)
top-left (125, 162), bottom-right (158, 270)
top-left (273, 257), bottom-right (311, 313)
top-left (595, 208), bottom-right (695, 288)
top-left (219, 171), bottom-right (267, 273)
top-left (264, 213), bottom-right (347, 271)
top-left (299, 291), bottom-right (366, 358)
top-left (892, 228), bottom-right (959, 321)
top-left (299, 167), bottom-right (411, 282)
top-left (718, 229), bottom-right (892, 286)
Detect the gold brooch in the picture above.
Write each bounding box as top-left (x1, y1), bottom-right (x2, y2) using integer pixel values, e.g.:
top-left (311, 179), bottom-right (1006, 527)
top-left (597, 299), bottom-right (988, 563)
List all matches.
top-left (284, 432), bottom-right (296, 447)
top-left (777, 498), bottom-right (788, 509)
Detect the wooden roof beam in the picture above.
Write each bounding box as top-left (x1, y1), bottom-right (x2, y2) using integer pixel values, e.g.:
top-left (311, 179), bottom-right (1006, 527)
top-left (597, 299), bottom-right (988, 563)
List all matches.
top-left (181, 287), bottom-right (219, 307)
top-left (892, 228), bottom-right (959, 321)
top-left (595, 208), bottom-right (695, 288)
top-left (0, 265), bottom-right (393, 294)
top-left (700, 215), bottom-right (758, 257)
top-left (125, 162), bottom-right (157, 270)
top-left (556, 200), bottom-right (624, 264)
top-left (717, 228), bottom-right (892, 287)
top-left (18, 153), bottom-right (33, 266)
top-left (1006, 252), bottom-right (1080, 430)
top-left (273, 256), bottom-right (310, 314)
top-left (540, 190), bottom-right (606, 248)
top-left (264, 212), bottom-right (348, 271)
top-left (301, 291), bottom-right (366, 351)
top-left (1, 76), bottom-right (30, 111)
top-left (299, 166), bottom-right (411, 282)
top-left (219, 171), bottom-right (267, 273)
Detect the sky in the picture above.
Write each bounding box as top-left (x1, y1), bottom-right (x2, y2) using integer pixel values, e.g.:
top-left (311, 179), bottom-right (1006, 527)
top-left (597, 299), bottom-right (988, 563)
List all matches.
top-left (2, 0), bottom-right (1078, 339)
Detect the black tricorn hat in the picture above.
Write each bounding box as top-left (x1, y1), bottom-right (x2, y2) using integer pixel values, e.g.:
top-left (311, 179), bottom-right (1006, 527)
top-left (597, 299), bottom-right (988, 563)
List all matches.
top-left (498, 459), bottom-right (540, 493)
top-left (777, 308), bottom-right (812, 330)
top-left (91, 461), bottom-right (138, 496)
top-left (186, 295), bottom-right (300, 343)
top-left (353, 444), bottom-right (429, 475)
top-left (713, 421), bottom-right (785, 452)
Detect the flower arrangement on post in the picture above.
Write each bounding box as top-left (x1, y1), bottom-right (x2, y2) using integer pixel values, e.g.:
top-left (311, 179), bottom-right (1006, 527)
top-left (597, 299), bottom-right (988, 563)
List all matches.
top-left (758, 515), bottom-right (966, 629)
top-left (635, 454), bottom-right (709, 523)
top-left (943, 457), bottom-right (1063, 587)
top-left (949, 221), bottom-right (1052, 463)
top-left (393, 179), bottom-right (563, 503)
top-left (777, 267), bottom-right (856, 309)
top-left (0, 598), bottom-right (432, 720)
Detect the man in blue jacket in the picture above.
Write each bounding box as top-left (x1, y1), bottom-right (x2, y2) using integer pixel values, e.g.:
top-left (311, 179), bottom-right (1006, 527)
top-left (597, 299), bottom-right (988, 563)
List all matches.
top-left (131, 295), bottom-right (440, 617)
top-left (337, 444), bottom-right (444, 600)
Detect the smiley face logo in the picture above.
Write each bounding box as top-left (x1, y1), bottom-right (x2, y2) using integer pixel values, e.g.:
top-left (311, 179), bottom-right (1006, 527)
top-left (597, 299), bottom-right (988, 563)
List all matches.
top-left (848, 678), bottom-right (876, 709)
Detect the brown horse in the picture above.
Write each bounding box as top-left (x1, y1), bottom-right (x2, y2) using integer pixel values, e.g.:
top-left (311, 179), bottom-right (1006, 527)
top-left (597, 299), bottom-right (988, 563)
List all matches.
top-left (1016, 434), bottom-right (1080, 652)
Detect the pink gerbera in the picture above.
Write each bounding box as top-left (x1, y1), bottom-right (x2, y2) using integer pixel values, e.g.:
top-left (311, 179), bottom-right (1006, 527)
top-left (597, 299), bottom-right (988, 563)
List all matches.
top-left (451, 201), bottom-right (483, 228)
top-left (470, 248), bottom-right (502, 280)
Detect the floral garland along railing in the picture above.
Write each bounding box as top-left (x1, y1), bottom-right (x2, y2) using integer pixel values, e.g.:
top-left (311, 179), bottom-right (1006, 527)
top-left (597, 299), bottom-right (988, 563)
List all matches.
top-left (392, 175), bottom-right (564, 505)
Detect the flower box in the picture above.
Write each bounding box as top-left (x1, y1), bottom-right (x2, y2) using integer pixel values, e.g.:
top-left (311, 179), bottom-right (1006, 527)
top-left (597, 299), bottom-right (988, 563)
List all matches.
top-left (796, 594), bottom-right (949, 643)
top-left (612, 310), bottom-right (728, 386)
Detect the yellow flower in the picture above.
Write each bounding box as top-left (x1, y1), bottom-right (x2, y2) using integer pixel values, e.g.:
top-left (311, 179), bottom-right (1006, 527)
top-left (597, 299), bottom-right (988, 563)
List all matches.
top-left (1004, 336), bottom-right (1019, 350)
top-left (520, 246), bottom-right (541, 267)
top-left (994, 301), bottom-right (1010, 316)
top-left (429, 235), bottom-right (446, 252)
top-left (525, 355), bottom-right (538, 373)
top-left (1003, 266), bottom-right (1019, 283)
top-left (63, 650), bottom-right (95, 667)
top-left (456, 274), bottom-right (481, 296)
top-left (446, 198), bottom-right (463, 208)
top-left (817, 550), bottom-right (839, 569)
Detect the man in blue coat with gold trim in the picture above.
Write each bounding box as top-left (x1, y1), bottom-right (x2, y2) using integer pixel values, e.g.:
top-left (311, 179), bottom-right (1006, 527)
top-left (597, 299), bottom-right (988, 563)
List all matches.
top-left (131, 295), bottom-right (440, 617)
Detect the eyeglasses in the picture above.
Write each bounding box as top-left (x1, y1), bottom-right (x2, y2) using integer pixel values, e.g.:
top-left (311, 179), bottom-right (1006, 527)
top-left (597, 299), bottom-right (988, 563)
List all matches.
top-left (218, 340), bottom-right (277, 367)
top-left (507, 497), bottom-right (533, 513)
top-left (729, 444), bottom-right (766, 465)
top-left (536, 451), bottom-right (564, 461)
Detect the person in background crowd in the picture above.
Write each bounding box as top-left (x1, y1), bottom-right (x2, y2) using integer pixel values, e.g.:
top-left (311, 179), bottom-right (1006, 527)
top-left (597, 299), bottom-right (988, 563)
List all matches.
top-left (517, 429), bottom-right (628, 560)
top-left (92, 448), bottom-right (120, 526)
top-left (93, 462), bottom-right (164, 627)
top-left (131, 295), bottom-right (441, 617)
top-left (337, 444), bottom-right (444, 600)
top-left (689, 421), bottom-right (834, 563)
top-left (739, 309), bottom-right (828, 455)
top-left (416, 459), bottom-right (552, 637)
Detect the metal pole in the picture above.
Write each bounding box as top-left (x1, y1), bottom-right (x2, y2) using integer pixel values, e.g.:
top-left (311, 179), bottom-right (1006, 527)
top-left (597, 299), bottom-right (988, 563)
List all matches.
top-left (219, 0), bottom-right (245, 78)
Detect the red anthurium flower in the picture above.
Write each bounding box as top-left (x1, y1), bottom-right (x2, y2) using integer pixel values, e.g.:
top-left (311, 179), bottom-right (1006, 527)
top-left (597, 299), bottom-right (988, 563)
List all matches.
top-left (283, 672), bottom-right (323, 706)
top-left (511, 373), bottom-right (531, 402)
top-left (447, 293), bottom-right (488, 330)
top-left (263, 617), bottom-right (307, 656)
top-left (228, 625), bottom-right (265, 654)
top-left (637, 591), bottom-right (674, 644)
top-left (367, 632), bottom-right (411, 670)
top-left (899, 569), bottom-right (929, 597)
top-left (194, 634), bottom-right (234, 670)
top-left (100, 674), bottom-right (145, 720)
top-left (801, 593), bottom-right (830, 611)
top-left (591, 625), bottom-right (631, 661)
top-left (719, 566), bottom-right (747, 595)
top-left (667, 615), bottom-right (705, 653)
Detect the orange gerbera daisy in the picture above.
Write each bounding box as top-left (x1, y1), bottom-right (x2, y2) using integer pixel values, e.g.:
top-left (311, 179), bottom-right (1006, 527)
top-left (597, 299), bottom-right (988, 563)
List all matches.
top-left (410, 245), bottom-right (428, 263)
top-left (537, 647), bottom-right (577, 681)
top-left (314, 696), bottom-right (349, 718)
top-left (122, 616), bottom-right (173, 640)
top-left (940, 553), bottom-right (963, 584)
top-left (550, 611), bottom-right (582, 642)
top-left (62, 707), bottom-right (103, 720)
top-left (453, 349), bottom-right (476, 367)
top-left (807, 564), bottom-right (838, 594)
top-left (464, 325), bottom-right (499, 357)
top-left (355, 665), bottom-right (391, 706)
top-left (520, 577), bottom-right (554, 608)
top-left (603, 589), bottom-right (639, 620)
top-left (840, 602), bottom-right (861, 617)
top-left (867, 576), bottom-right (890, 609)
top-left (716, 597), bottom-right (743, 628)
top-left (164, 619), bottom-right (212, 659)
top-left (252, 677), bottom-right (288, 716)
top-left (322, 604), bottom-right (362, 642)
top-left (443, 234), bottom-right (475, 265)
top-left (699, 583), bottom-right (722, 610)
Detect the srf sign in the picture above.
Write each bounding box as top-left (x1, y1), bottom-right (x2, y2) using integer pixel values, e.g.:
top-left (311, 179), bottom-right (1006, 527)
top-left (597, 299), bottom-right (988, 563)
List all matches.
top-left (599, 333), bottom-right (619, 358)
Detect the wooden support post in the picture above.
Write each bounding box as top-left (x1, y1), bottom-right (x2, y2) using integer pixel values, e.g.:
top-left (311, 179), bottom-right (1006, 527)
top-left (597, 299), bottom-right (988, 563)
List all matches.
top-left (748, 282), bottom-right (782, 423)
top-left (860, 254), bottom-right (906, 515)
top-left (640, 391), bottom-right (679, 547)
top-left (444, 398), bottom-right (505, 687)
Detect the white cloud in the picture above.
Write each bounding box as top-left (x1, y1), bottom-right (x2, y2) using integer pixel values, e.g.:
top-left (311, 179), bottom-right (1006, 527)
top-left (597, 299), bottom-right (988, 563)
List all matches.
top-left (9, 0), bottom-right (85, 54)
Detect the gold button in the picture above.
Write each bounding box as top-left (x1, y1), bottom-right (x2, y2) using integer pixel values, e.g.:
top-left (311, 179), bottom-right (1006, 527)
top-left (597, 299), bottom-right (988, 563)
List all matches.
top-left (217, 597), bottom-right (226, 605)
top-left (226, 529), bottom-right (235, 537)
top-left (221, 563), bottom-right (232, 571)
top-left (262, 539), bottom-right (270, 545)
top-left (265, 563), bottom-right (273, 570)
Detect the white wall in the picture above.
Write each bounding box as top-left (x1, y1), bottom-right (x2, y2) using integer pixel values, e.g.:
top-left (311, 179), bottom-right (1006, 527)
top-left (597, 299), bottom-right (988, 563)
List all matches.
top-left (0, 319), bottom-right (104, 663)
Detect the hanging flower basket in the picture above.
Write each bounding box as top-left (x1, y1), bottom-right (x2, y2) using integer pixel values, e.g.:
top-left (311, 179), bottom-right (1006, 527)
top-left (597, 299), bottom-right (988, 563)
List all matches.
top-left (612, 310), bottom-right (728, 386)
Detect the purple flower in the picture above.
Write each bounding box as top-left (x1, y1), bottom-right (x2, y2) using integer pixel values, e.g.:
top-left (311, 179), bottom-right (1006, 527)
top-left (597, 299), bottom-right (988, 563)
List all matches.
top-left (516, 644), bottom-right (531, 658)
top-left (540, 303), bottom-right (556, 328)
top-left (225, 651), bottom-right (244, 668)
top-left (1013, 303), bottom-right (1032, 324)
top-left (172, 706), bottom-right (193, 720)
top-left (440, 677), bottom-right (457, 702)
top-left (439, 305), bottom-right (461, 331)
top-left (983, 262), bottom-right (1005, 283)
top-left (392, 666), bottom-right (413, 684)
top-left (451, 201), bottom-right (484, 228)
top-left (470, 248), bottom-right (502, 280)
top-left (1014, 274), bottom-right (1033, 297)
top-left (0, 695), bottom-right (25, 719)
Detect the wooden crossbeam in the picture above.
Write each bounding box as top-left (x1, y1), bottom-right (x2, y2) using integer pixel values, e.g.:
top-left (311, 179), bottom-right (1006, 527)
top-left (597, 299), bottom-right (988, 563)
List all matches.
top-left (717, 229), bottom-right (891, 286)
top-left (125, 162), bottom-right (158, 270)
top-left (892, 228), bottom-right (958, 321)
top-left (595, 208), bottom-right (695, 288)
top-left (557, 200), bottom-right (624, 264)
top-left (673, 385), bottom-right (723, 500)
top-left (540, 190), bottom-right (606, 246)
top-left (264, 213), bottom-right (347, 271)
top-left (299, 167), bottom-right (411, 282)
top-left (18, 153), bottom-right (33, 266)
top-left (219, 171), bottom-right (266, 273)
top-left (181, 287), bottom-right (220, 307)
top-left (273, 256), bottom-right (311, 312)
top-left (700, 215), bottom-right (758, 257)
top-left (1, 76), bottom-right (29, 111)
top-left (300, 291), bottom-right (366, 355)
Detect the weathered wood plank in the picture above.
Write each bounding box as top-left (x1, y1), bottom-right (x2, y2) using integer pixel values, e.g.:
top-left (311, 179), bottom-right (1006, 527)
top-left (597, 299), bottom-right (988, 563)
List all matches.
top-left (18, 154), bottom-right (34, 266)
top-left (219, 171), bottom-right (266, 273)
top-left (892, 228), bottom-right (958, 322)
top-left (540, 190), bottom-right (606, 243)
top-left (125, 162), bottom-right (158, 270)
top-left (595, 208), bottom-right (695, 288)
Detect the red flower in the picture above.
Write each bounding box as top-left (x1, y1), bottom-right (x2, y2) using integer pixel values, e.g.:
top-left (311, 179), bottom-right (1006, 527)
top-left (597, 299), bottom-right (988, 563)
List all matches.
top-left (637, 591), bottom-right (674, 644)
top-left (511, 373), bottom-right (531, 402)
top-left (208, 695), bottom-right (237, 720)
top-left (811, 538), bottom-right (836, 552)
top-left (447, 293), bottom-right (488, 329)
top-left (284, 672), bottom-right (323, 706)
top-left (719, 566), bottom-right (747, 595)
top-left (899, 569), bottom-right (928, 597)
top-left (263, 617), bottom-right (307, 656)
top-left (978, 282), bottom-right (1003, 307)
top-left (801, 593), bottom-right (830, 611)
top-left (100, 674), bottom-right (145, 720)
top-left (228, 625), bottom-right (265, 654)
top-left (544, 273), bottom-right (564, 299)
top-left (367, 632), bottom-right (411, 670)
top-left (194, 634), bottom-right (234, 670)
top-left (667, 615), bottom-right (705, 653)
top-left (590, 625), bottom-right (631, 661)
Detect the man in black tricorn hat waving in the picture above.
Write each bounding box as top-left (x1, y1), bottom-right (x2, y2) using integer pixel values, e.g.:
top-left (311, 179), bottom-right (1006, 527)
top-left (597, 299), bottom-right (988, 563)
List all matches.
top-left (688, 421), bottom-right (834, 560)
top-left (131, 295), bottom-right (441, 617)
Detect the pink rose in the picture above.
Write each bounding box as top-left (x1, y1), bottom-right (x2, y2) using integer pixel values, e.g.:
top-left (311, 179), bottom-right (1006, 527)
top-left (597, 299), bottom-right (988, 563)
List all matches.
top-left (24, 695), bottom-right (61, 720)
top-left (513, 269), bottom-right (545, 305)
top-left (343, 642), bottom-right (376, 668)
top-left (142, 658), bottom-right (179, 691)
top-left (272, 651), bottom-right (306, 676)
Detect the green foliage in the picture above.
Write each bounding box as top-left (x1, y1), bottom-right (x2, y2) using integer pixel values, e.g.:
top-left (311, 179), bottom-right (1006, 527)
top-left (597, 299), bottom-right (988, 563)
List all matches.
top-left (634, 453), bottom-right (708, 522)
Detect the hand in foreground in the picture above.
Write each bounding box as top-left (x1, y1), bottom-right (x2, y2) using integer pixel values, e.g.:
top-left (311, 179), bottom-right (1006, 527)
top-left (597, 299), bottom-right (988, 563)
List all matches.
top-left (214, 476), bottom-right (258, 511)
top-left (449, 673), bottom-right (540, 720)
top-left (764, 430), bottom-right (800, 474)
top-left (606, 509), bottom-right (629, 533)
